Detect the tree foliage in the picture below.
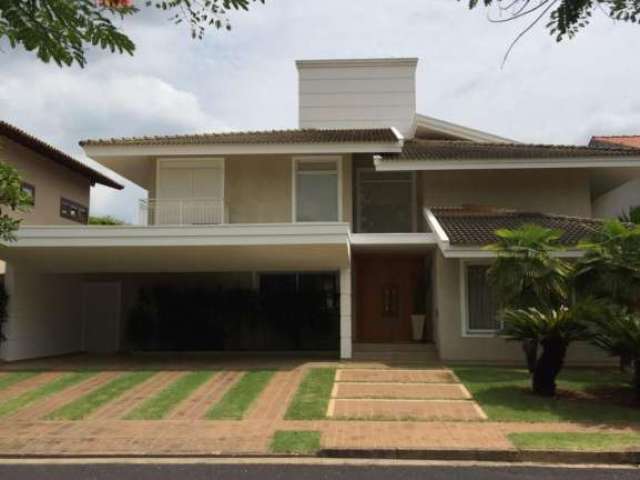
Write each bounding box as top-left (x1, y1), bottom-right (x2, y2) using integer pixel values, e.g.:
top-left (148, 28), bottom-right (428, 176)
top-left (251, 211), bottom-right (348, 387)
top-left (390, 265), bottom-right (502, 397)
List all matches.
top-left (0, 162), bottom-right (32, 243)
top-left (0, 0), bottom-right (264, 67)
top-left (88, 214), bottom-right (126, 225)
top-left (486, 224), bottom-right (570, 310)
top-left (463, 1), bottom-right (640, 62)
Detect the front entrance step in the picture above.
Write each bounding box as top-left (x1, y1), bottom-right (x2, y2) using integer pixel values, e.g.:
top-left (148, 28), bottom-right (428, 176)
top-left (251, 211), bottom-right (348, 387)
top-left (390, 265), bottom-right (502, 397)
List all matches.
top-left (351, 343), bottom-right (440, 362)
top-left (337, 368), bottom-right (457, 384)
top-left (329, 398), bottom-right (486, 421)
top-left (333, 382), bottom-right (471, 400)
top-left (353, 343), bottom-right (436, 352)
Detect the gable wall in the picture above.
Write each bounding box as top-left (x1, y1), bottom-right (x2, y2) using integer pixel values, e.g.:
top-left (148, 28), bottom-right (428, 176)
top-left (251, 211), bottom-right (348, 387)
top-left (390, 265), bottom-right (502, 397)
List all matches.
top-left (422, 169), bottom-right (592, 217)
top-left (0, 136), bottom-right (91, 225)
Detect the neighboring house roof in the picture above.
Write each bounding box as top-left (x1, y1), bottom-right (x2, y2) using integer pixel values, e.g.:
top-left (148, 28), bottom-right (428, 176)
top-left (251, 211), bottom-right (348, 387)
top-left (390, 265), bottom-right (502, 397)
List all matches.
top-left (589, 135), bottom-right (640, 149)
top-left (380, 139), bottom-right (640, 162)
top-left (429, 206), bottom-right (602, 247)
top-left (80, 128), bottom-right (400, 147)
top-left (0, 121), bottom-right (123, 190)
top-left (415, 114), bottom-right (514, 143)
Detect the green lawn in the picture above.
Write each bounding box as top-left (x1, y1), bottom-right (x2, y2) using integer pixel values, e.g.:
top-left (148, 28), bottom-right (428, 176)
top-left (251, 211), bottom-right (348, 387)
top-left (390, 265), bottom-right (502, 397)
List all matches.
top-left (47, 371), bottom-right (155, 420)
top-left (509, 432), bottom-right (640, 451)
top-left (454, 367), bottom-right (640, 423)
top-left (270, 430), bottom-right (321, 455)
top-left (284, 368), bottom-right (335, 420)
top-left (0, 371), bottom-right (40, 391)
top-left (0, 372), bottom-right (95, 418)
top-left (125, 371), bottom-right (214, 420)
top-left (206, 370), bottom-right (274, 420)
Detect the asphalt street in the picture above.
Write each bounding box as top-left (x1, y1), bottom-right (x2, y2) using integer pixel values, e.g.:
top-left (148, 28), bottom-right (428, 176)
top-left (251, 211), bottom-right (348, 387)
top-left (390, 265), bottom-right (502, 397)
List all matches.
top-left (0, 460), bottom-right (637, 480)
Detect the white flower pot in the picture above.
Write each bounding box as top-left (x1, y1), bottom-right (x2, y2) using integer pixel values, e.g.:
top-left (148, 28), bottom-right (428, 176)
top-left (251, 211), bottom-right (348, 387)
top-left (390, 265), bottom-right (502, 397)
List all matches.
top-left (411, 314), bottom-right (426, 342)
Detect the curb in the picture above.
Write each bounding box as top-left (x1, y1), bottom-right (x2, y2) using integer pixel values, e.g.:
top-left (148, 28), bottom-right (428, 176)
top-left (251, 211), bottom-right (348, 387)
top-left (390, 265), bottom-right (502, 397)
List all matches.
top-left (318, 448), bottom-right (640, 465)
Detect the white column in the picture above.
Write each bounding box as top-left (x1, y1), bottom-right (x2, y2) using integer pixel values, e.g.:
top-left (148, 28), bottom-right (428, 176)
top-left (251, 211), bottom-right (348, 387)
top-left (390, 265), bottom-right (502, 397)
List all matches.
top-left (339, 267), bottom-right (352, 359)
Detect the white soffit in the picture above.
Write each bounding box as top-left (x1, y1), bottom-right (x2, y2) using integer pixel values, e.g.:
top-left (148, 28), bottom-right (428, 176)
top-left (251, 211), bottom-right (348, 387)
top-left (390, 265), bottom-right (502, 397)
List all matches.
top-left (415, 114), bottom-right (515, 143)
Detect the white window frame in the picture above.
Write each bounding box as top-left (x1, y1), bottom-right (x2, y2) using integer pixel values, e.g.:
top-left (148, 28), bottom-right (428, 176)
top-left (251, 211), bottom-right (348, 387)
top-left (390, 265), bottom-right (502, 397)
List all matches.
top-left (460, 260), bottom-right (501, 337)
top-left (291, 156), bottom-right (343, 223)
top-left (355, 167), bottom-right (417, 233)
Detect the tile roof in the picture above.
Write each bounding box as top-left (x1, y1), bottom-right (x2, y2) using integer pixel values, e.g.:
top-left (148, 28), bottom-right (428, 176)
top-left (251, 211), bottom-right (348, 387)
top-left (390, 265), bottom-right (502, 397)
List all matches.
top-left (589, 135), bottom-right (640, 149)
top-left (80, 128), bottom-right (399, 147)
top-left (381, 139), bottom-right (640, 161)
top-left (430, 206), bottom-right (602, 247)
top-left (0, 121), bottom-right (123, 190)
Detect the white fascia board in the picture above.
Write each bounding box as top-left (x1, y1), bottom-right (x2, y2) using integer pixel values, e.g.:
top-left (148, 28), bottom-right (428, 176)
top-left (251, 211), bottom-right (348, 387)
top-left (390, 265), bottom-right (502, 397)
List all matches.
top-left (390, 127), bottom-right (405, 147)
top-left (12, 223), bottom-right (351, 248)
top-left (349, 232), bottom-right (438, 246)
top-left (375, 157), bottom-right (640, 172)
top-left (83, 141), bottom-right (402, 159)
top-left (416, 114), bottom-right (514, 143)
top-left (422, 208), bottom-right (450, 252)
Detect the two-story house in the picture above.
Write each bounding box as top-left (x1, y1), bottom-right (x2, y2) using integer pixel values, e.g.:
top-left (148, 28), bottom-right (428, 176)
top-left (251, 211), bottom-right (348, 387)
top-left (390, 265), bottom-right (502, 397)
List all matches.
top-left (0, 121), bottom-right (123, 360)
top-left (3, 58), bottom-right (640, 363)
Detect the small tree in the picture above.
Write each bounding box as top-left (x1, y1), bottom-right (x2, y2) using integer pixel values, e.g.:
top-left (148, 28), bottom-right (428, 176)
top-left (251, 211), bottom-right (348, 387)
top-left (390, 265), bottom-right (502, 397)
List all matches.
top-left (486, 225), bottom-right (570, 372)
top-left (0, 163), bottom-right (32, 242)
top-left (501, 305), bottom-right (590, 396)
top-left (575, 220), bottom-right (640, 376)
top-left (0, 162), bottom-right (31, 344)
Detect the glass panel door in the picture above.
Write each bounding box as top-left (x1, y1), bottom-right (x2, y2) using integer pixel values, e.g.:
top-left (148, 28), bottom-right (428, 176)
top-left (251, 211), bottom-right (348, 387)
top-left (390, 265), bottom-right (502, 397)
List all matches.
top-left (356, 170), bottom-right (415, 233)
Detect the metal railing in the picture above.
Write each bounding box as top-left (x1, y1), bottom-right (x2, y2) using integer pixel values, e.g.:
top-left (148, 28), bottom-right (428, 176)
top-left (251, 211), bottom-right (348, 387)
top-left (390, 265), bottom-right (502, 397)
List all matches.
top-left (138, 198), bottom-right (227, 226)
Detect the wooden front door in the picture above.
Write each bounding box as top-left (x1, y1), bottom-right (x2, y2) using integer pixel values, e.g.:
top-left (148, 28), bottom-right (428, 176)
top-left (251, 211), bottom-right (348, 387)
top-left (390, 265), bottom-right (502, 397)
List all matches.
top-left (356, 255), bottom-right (426, 343)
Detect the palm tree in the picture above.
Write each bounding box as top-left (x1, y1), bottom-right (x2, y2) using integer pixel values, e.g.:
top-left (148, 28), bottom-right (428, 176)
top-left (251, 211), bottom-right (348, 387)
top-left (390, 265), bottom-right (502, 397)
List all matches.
top-left (575, 220), bottom-right (640, 308)
top-left (618, 205), bottom-right (640, 225)
top-left (486, 225), bottom-right (571, 373)
top-left (586, 307), bottom-right (640, 396)
top-left (501, 306), bottom-right (591, 396)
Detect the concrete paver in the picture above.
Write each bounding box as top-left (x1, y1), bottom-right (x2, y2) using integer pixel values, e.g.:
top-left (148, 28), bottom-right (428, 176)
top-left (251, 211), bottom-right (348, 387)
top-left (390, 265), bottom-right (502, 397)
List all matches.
top-left (334, 382), bottom-right (471, 400)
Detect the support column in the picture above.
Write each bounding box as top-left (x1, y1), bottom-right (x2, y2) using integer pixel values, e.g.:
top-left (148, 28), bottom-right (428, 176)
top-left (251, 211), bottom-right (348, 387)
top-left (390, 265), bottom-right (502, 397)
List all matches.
top-left (339, 267), bottom-right (352, 359)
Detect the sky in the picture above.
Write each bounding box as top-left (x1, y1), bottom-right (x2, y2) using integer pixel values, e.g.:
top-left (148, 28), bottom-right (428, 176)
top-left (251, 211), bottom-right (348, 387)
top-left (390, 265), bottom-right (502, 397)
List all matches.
top-left (1, 0), bottom-right (639, 223)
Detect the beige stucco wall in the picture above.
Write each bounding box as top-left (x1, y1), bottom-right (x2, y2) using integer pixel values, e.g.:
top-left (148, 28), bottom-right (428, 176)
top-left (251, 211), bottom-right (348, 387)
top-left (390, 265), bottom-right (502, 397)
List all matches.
top-left (422, 169), bottom-right (592, 217)
top-left (0, 136), bottom-right (91, 225)
top-left (140, 154), bottom-right (353, 225)
top-left (1, 267), bottom-right (84, 361)
top-left (433, 250), bottom-right (613, 365)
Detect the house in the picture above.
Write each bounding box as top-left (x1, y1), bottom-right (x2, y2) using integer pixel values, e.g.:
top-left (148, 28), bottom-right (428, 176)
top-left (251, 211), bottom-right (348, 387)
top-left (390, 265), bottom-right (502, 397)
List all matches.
top-left (2, 58), bottom-right (640, 363)
top-left (588, 135), bottom-right (640, 219)
top-left (0, 121), bottom-right (123, 360)
top-left (0, 121), bottom-right (122, 226)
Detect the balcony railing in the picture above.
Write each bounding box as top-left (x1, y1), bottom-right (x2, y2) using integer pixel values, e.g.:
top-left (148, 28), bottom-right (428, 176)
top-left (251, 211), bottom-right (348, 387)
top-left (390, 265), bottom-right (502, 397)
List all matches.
top-left (139, 198), bottom-right (227, 226)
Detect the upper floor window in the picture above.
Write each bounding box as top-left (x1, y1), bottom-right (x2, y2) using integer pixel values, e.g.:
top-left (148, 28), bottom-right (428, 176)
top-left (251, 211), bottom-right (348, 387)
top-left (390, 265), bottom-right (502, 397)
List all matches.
top-left (60, 197), bottom-right (88, 224)
top-left (464, 264), bottom-right (500, 335)
top-left (293, 157), bottom-right (340, 222)
top-left (21, 182), bottom-right (35, 206)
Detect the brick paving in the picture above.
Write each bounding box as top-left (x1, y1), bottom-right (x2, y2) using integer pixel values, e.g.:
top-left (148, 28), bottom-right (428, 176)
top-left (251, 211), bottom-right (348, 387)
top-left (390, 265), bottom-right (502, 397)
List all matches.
top-left (337, 368), bottom-right (457, 383)
top-left (0, 372), bottom-right (63, 403)
top-left (334, 382), bottom-right (471, 399)
top-left (0, 356), bottom-right (638, 456)
top-left (7, 372), bottom-right (121, 421)
top-left (330, 398), bottom-right (486, 421)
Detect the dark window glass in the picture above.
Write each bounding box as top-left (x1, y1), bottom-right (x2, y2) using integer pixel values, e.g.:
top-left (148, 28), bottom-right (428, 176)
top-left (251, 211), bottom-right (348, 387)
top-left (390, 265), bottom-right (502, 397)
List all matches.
top-left (467, 265), bottom-right (500, 332)
top-left (21, 183), bottom-right (35, 206)
top-left (60, 198), bottom-right (88, 224)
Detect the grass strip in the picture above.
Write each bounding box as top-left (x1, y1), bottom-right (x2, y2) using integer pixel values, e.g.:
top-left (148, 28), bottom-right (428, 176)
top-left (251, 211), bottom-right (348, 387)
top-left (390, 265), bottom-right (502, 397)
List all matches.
top-left (454, 367), bottom-right (640, 423)
top-left (0, 372), bottom-right (95, 418)
top-left (285, 368), bottom-right (335, 420)
top-left (125, 371), bottom-right (214, 420)
top-left (47, 371), bottom-right (155, 420)
top-left (508, 432), bottom-right (640, 451)
top-left (206, 370), bottom-right (274, 420)
top-left (0, 371), bottom-right (40, 392)
top-left (270, 430), bottom-right (321, 455)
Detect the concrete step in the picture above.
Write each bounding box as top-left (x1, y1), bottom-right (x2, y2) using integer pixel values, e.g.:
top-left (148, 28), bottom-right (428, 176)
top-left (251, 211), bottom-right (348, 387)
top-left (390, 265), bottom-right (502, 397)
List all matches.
top-left (353, 343), bottom-right (435, 353)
